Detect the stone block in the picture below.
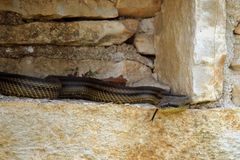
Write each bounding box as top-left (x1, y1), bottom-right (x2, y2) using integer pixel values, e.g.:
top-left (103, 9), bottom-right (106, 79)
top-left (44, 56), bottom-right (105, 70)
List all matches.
top-left (154, 0), bottom-right (226, 103)
top-left (138, 18), bottom-right (155, 34)
top-left (0, 0), bottom-right (118, 19)
top-left (0, 57), bottom-right (160, 87)
top-left (0, 19), bottom-right (139, 46)
top-left (134, 34), bottom-right (155, 55)
top-left (116, 0), bottom-right (161, 18)
top-left (0, 44), bottom-right (153, 68)
top-left (132, 76), bottom-right (170, 91)
top-left (0, 98), bottom-right (240, 159)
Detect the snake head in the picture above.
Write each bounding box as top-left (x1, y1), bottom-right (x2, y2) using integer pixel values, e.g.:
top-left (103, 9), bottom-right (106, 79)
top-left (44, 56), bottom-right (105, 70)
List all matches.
top-left (159, 95), bottom-right (191, 107)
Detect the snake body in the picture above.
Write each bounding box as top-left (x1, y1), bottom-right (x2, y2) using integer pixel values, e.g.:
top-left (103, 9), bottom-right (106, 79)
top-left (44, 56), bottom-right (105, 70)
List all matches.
top-left (0, 72), bottom-right (190, 107)
top-left (0, 72), bottom-right (61, 99)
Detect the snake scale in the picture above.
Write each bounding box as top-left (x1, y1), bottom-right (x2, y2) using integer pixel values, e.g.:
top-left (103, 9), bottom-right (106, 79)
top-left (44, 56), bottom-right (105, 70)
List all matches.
top-left (0, 72), bottom-right (190, 107)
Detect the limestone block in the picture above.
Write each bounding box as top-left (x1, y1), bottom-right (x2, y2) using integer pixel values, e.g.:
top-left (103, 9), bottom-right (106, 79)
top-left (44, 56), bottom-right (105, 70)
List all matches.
top-left (132, 76), bottom-right (170, 91)
top-left (0, 44), bottom-right (153, 68)
top-left (116, 0), bottom-right (161, 18)
top-left (0, 20), bottom-right (138, 46)
top-left (0, 57), bottom-right (160, 87)
top-left (0, 98), bottom-right (240, 159)
top-left (0, 0), bottom-right (118, 19)
top-left (134, 34), bottom-right (155, 55)
top-left (154, 0), bottom-right (226, 103)
top-left (138, 18), bottom-right (155, 34)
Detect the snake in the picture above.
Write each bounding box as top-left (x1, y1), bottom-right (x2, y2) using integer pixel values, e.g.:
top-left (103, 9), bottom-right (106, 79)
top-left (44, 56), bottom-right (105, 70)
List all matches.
top-left (0, 72), bottom-right (190, 108)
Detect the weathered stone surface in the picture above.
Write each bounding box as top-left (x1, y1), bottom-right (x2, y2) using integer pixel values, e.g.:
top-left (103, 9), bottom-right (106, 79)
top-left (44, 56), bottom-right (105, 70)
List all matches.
top-left (224, 1), bottom-right (240, 107)
top-left (0, 57), bottom-right (161, 87)
top-left (235, 36), bottom-right (240, 44)
top-left (232, 80), bottom-right (240, 106)
top-left (154, 0), bottom-right (227, 103)
top-left (0, 98), bottom-right (240, 159)
top-left (138, 18), bottom-right (155, 34)
top-left (132, 76), bottom-right (170, 91)
top-left (0, 11), bottom-right (23, 25)
top-left (0, 19), bottom-right (138, 46)
top-left (0, 44), bottom-right (153, 68)
top-left (116, 0), bottom-right (161, 18)
top-left (0, 0), bottom-right (118, 19)
top-left (134, 34), bottom-right (155, 55)
top-left (227, 0), bottom-right (240, 24)
top-left (230, 44), bottom-right (240, 70)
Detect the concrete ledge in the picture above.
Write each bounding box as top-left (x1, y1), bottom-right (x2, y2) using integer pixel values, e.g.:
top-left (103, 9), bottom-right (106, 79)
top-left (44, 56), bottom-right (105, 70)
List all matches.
top-left (0, 96), bottom-right (239, 159)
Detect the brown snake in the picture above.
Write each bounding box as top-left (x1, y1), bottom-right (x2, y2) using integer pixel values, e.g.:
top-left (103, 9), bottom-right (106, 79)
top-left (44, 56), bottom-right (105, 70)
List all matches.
top-left (0, 72), bottom-right (190, 119)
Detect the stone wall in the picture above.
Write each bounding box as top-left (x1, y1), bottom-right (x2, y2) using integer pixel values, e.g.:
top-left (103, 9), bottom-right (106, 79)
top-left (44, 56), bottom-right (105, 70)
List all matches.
top-left (0, 0), bottom-right (166, 88)
top-left (1, 0), bottom-right (240, 159)
top-left (1, 0), bottom-right (233, 104)
top-left (1, 1), bottom-right (240, 104)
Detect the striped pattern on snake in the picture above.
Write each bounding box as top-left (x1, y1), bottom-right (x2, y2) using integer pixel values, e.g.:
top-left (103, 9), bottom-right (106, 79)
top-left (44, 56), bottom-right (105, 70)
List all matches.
top-left (0, 72), bottom-right (190, 107)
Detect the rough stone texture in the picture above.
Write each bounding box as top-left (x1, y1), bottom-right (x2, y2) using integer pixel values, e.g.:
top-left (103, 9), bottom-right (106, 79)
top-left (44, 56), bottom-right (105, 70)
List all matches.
top-left (132, 76), bottom-right (169, 90)
top-left (0, 97), bottom-right (240, 159)
top-left (0, 0), bottom-right (118, 19)
top-left (134, 34), bottom-right (155, 55)
top-left (0, 44), bottom-right (153, 68)
top-left (0, 57), bottom-right (165, 88)
top-left (227, 0), bottom-right (240, 108)
top-left (190, 0), bottom-right (226, 102)
top-left (230, 43), bottom-right (240, 70)
top-left (138, 18), bottom-right (155, 34)
top-left (224, 1), bottom-right (240, 107)
top-left (116, 0), bottom-right (161, 18)
top-left (226, 0), bottom-right (240, 23)
top-left (154, 0), bottom-right (227, 103)
top-left (234, 23), bottom-right (240, 34)
top-left (0, 19), bottom-right (139, 46)
top-left (232, 79), bottom-right (240, 106)
top-left (0, 11), bottom-right (23, 25)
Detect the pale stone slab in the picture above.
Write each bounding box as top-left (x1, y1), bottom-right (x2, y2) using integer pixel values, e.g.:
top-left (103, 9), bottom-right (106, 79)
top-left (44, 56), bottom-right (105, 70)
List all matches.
top-left (154, 0), bottom-right (195, 96)
top-left (116, 0), bottom-right (161, 18)
top-left (0, 20), bottom-right (138, 46)
top-left (192, 0), bottom-right (226, 102)
top-left (134, 34), bottom-right (155, 55)
top-left (0, 98), bottom-right (240, 159)
top-left (132, 76), bottom-right (170, 91)
top-left (0, 44), bottom-right (153, 68)
top-left (0, 57), bottom-right (159, 87)
top-left (0, 0), bottom-right (118, 19)
top-left (154, 0), bottom-right (226, 103)
top-left (138, 18), bottom-right (155, 34)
